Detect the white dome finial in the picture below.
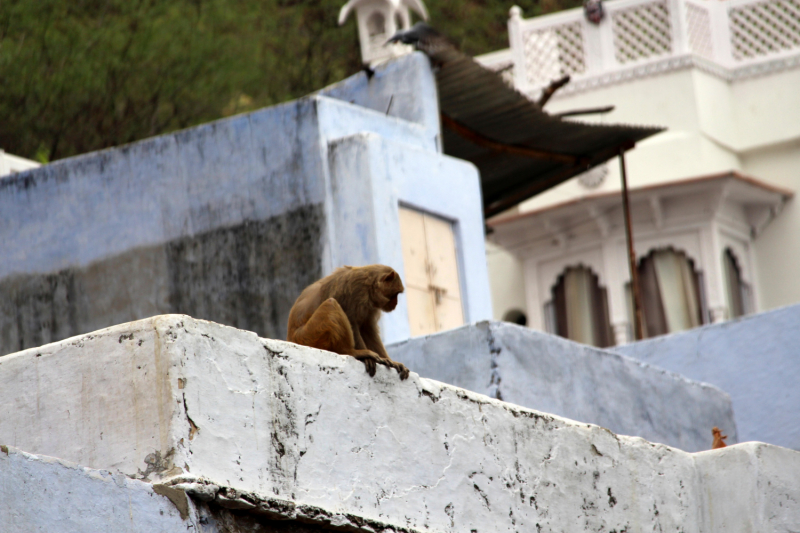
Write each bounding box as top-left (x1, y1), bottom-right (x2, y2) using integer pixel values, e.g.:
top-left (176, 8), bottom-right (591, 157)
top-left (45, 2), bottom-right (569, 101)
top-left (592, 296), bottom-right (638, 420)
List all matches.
top-left (338, 0), bottom-right (429, 66)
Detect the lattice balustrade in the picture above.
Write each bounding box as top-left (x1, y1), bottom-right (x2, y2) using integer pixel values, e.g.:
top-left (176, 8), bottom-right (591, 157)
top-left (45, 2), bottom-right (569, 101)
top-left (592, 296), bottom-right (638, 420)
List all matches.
top-left (523, 22), bottom-right (586, 87)
top-left (612, 0), bottom-right (673, 63)
top-left (729, 0), bottom-right (800, 60)
top-left (686, 3), bottom-right (714, 59)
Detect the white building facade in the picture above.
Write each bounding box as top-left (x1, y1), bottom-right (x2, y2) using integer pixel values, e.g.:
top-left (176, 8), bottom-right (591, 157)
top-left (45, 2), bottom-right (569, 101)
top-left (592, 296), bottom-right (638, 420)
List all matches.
top-left (480, 0), bottom-right (800, 345)
top-left (0, 149), bottom-right (39, 177)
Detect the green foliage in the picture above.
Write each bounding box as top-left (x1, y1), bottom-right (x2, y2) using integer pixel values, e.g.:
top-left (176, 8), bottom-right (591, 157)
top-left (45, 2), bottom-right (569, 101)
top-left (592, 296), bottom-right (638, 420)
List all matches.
top-left (0, 0), bottom-right (579, 161)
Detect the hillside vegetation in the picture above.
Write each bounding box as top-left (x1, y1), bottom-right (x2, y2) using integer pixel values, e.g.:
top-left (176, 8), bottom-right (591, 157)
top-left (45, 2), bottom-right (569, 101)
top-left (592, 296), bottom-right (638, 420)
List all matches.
top-left (0, 0), bottom-right (580, 162)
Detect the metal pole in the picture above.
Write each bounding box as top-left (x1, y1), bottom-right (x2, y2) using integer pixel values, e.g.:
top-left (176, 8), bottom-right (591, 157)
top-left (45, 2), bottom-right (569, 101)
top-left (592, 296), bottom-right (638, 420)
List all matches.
top-left (619, 148), bottom-right (644, 341)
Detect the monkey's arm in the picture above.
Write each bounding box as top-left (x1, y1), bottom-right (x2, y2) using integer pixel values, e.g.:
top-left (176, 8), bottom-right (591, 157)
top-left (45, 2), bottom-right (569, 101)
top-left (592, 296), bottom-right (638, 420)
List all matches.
top-left (290, 298), bottom-right (381, 376)
top-left (361, 323), bottom-right (409, 380)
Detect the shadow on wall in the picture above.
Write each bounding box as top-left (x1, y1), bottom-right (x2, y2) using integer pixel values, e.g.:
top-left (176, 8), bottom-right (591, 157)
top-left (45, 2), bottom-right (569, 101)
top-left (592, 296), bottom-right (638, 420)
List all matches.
top-left (0, 205), bottom-right (324, 356)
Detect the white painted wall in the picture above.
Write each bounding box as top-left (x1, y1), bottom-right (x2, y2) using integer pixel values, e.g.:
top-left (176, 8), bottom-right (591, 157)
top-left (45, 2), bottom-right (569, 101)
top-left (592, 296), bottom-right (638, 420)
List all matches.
top-left (485, 241), bottom-right (528, 321)
top-left (0, 149), bottom-right (39, 177)
top-left (1, 316), bottom-right (799, 532)
top-left (482, 30), bottom-right (800, 323)
top-left (489, 175), bottom-right (782, 341)
top-left (741, 138), bottom-right (800, 310)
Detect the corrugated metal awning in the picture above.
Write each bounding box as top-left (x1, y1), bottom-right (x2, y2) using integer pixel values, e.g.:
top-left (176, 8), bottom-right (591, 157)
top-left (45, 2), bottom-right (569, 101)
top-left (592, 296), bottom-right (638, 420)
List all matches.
top-left (424, 46), bottom-right (664, 218)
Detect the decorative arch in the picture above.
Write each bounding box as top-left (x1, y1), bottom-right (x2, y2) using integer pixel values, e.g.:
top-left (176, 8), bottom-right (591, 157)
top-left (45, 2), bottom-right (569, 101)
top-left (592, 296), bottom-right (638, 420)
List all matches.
top-left (632, 247), bottom-right (708, 337)
top-left (366, 10), bottom-right (387, 41)
top-left (723, 247), bottom-right (752, 319)
top-left (635, 238), bottom-right (703, 276)
top-left (540, 252), bottom-right (608, 306)
top-left (545, 264), bottom-right (613, 348)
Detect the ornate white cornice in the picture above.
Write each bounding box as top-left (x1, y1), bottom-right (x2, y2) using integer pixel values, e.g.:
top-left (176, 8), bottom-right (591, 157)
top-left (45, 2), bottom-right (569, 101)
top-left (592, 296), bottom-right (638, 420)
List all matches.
top-left (525, 51), bottom-right (800, 99)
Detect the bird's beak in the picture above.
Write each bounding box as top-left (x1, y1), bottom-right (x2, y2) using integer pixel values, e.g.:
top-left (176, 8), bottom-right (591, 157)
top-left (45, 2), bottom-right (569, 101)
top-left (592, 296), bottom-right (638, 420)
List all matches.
top-left (385, 31), bottom-right (405, 45)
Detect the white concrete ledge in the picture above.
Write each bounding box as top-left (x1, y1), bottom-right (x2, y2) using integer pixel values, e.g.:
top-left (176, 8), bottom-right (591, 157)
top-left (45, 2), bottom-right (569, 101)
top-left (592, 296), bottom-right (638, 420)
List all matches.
top-left (1, 315), bottom-right (799, 532)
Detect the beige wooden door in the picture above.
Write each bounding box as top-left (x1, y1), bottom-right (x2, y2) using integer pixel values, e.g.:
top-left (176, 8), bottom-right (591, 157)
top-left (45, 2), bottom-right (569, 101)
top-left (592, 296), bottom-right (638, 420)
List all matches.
top-left (399, 207), bottom-right (464, 336)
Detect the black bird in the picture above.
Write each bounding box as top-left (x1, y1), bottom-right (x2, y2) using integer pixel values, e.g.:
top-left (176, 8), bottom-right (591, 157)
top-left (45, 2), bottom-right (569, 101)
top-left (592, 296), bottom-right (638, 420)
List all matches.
top-left (386, 22), bottom-right (454, 56)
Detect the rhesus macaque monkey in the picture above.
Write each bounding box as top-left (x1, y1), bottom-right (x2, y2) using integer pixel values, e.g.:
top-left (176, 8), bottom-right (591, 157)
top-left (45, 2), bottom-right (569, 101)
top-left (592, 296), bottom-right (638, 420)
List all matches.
top-left (711, 427), bottom-right (728, 449)
top-left (287, 265), bottom-right (410, 380)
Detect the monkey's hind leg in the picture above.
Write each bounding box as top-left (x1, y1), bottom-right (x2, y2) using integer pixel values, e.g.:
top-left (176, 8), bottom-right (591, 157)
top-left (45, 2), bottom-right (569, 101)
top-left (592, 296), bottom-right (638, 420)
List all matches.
top-left (291, 298), bottom-right (381, 376)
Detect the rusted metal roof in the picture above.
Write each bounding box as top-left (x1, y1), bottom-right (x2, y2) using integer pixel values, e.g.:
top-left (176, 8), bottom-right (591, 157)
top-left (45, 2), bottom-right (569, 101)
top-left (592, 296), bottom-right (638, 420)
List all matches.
top-left (424, 45), bottom-right (664, 218)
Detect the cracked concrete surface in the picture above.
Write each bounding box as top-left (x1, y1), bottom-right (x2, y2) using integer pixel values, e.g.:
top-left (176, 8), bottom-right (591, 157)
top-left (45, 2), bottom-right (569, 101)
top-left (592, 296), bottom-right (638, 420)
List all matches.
top-left (1, 315), bottom-right (799, 532)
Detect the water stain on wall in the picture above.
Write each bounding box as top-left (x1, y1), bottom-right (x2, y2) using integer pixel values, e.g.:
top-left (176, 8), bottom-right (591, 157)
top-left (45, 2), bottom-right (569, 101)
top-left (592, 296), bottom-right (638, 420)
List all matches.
top-left (0, 204), bottom-right (324, 356)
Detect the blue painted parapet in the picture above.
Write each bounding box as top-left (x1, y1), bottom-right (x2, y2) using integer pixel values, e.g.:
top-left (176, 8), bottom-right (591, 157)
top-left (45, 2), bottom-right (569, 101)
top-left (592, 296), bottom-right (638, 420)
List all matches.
top-left (388, 321), bottom-right (736, 452)
top-left (0, 52), bottom-right (490, 354)
top-left (615, 304), bottom-right (800, 451)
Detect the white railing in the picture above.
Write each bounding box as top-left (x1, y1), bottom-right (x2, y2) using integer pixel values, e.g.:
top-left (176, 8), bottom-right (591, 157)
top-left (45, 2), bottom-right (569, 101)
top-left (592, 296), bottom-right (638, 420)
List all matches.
top-left (507, 0), bottom-right (800, 92)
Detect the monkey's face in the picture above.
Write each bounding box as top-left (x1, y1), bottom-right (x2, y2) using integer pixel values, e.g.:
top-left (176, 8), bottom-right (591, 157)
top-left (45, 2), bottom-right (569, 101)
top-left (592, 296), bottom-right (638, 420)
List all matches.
top-left (384, 292), bottom-right (400, 312)
top-left (377, 269), bottom-right (405, 312)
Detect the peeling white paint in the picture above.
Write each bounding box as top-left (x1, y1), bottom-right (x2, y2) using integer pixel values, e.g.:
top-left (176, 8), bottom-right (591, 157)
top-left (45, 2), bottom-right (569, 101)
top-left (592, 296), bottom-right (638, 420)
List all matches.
top-left (1, 315), bottom-right (799, 532)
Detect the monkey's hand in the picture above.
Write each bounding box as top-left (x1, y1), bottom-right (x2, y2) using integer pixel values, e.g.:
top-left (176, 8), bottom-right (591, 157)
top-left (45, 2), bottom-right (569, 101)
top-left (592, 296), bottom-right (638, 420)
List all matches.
top-left (395, 362), bottom-right (410, 380)
top-left (381, 359), bottom-right (409, 380)
top-left (351, 350), bottom-right (381, 377)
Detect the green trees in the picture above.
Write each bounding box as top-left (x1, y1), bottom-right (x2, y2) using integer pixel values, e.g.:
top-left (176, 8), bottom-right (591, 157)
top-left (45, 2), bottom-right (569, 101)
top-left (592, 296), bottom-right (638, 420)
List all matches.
top-left (0, 0), bottom-right (577, 162)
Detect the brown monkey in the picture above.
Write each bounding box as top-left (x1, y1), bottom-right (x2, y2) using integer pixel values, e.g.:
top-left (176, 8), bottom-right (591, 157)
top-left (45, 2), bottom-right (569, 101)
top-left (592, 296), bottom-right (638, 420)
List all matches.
top-left (711, 427), bottom-right (728, 449)
top-left (287, 265), bottom-right (410, 380)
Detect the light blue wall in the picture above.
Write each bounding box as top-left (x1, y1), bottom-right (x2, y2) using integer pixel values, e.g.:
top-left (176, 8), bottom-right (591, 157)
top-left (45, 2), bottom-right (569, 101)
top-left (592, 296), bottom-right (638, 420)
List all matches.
top-left (0, 98), bottom-right (326, 278)
top-left (315, 51), bottom-right (492, 343)
top-left (615, 304), bottom-right (800, 451)
top-left (388, 321), bottom-right (736, 452)
top-left (326, 133), bottom-right (491, 343)
top-left (318, 52), bottom-right (440, 149)
top-left (0, 51), bottom-right (491, 350)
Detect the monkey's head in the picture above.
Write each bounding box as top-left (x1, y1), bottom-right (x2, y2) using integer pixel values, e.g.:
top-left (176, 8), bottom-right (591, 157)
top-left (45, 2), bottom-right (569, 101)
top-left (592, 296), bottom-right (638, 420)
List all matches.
top-left (372, 267), bottom-right (405, 312)
top-left (712, 427), bottom-right (723, 437)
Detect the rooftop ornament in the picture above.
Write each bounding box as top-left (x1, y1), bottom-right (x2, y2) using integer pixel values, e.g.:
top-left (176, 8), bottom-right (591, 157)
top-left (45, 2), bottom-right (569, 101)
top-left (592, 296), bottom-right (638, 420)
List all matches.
top-left (583, 0), bottom-right (605, 24)
top-left (338, 0), bottom-right (429, 66)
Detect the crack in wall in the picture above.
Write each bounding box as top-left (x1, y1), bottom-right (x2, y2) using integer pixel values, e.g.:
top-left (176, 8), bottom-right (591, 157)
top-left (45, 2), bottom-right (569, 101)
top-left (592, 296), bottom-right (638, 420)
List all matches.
top-left (486, 324), bottom-right (504, 401)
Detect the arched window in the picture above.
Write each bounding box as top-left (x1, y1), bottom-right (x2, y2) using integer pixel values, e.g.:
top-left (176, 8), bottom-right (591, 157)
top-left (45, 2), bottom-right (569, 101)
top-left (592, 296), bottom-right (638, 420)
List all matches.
top-left (502, 309), bottom-right (527, 326)
top-left (367, 11), bottom-right (387, 48)
top-left (394, 12), bottom-right (406, 32)
top-left (723, 248), bottom-right (752, 319)
top-left (630, 248), bottom-right (707, 337)
top-left (544, 266), bottom-right (613, 347)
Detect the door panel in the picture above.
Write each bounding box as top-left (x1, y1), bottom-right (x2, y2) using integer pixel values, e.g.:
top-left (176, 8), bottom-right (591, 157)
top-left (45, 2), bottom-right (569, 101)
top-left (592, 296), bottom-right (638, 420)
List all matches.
top-left (398, 207), bottom-right (429, 290)
top-left (406, 287), bottom-right (437, 337)
top-left (423, 215), bottom-right (462, 299)
top-left (436, 295), bottom-right (465, 331)
top-left (398, 206), bottom-right (464, 336)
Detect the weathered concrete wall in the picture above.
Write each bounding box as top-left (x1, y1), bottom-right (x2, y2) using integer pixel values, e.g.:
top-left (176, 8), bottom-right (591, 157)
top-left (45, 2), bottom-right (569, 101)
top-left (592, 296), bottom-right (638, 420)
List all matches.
top-left (2, 315), bottom-right (798, 532)
top-left (0, 52), bottom-right (490, 354)
top-left (0, 97), bottom-right (328, 355)
top-left (615, 303), bottom-right (800, 451)
top-left (0, 206), bottom-right (325, 353)
top-left (387, 321), bottom-right (736, 453)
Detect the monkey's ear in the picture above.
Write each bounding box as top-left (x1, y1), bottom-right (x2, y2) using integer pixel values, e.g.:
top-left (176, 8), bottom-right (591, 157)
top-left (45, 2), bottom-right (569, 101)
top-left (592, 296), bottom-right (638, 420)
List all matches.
top-left (382, 271), bottom-right (396, 282)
